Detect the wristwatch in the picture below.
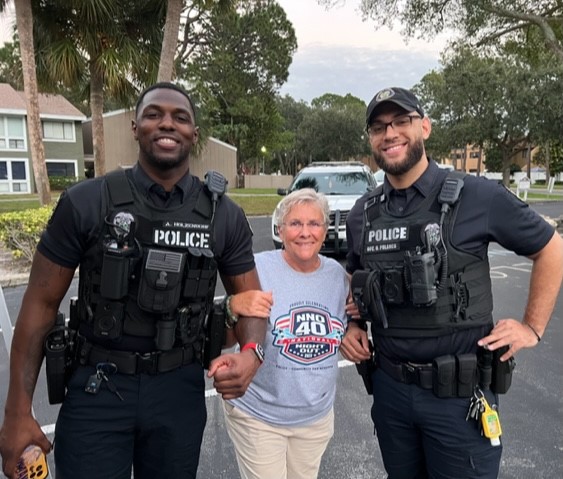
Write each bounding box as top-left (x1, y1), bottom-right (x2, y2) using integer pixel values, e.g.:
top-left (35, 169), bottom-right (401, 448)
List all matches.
top-left (241, 342), bottom-right (265, 364)
top-left (224, 295), bottom-right (239, 329)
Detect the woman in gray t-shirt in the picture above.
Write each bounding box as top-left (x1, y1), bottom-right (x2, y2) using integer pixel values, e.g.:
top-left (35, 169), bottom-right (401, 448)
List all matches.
top-left (223, 188), bottom-right (350, 479)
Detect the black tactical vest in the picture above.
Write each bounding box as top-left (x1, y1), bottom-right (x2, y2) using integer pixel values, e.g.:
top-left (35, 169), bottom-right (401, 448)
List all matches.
top-left (77, 169), bottom-right (219, 352)
top-left (359, 174), bottom-right (494, 338)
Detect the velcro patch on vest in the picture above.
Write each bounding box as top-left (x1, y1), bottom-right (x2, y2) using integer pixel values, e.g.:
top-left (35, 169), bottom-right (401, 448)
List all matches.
top-left (153, 221), bottom-right (211, 249)
top-left (365, 225), bottom-right (409, 253)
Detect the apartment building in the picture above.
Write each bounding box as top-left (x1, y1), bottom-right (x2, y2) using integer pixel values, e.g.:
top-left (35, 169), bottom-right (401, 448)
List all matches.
top-left (0, 83), bottom-right (86, 194)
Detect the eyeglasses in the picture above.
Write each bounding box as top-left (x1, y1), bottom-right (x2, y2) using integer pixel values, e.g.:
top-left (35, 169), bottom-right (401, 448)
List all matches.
top-left (367, 114), bottom-right (421, 138)
top-left (282, 220), bottom-right (327, 231)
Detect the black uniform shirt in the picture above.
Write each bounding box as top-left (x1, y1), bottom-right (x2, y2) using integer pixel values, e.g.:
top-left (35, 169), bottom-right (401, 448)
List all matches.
top-left (346, 160), bottom-right (555, 362)
top-left (38, 163), bottom-right (255, 278)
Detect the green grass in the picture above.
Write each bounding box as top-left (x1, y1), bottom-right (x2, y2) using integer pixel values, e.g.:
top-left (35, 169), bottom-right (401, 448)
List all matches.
top-left (514, 192), bottom-right (563, 201)
top-left (0, 196), bottom-right (43, 212)
top-left (0, 192), bottom-right (63, 213)
top-left (227, 192), bottom-right (280, 216)
top-left (0, 191), bottom-right (280, 216)
top-left (2, 185), bottom-right (557, 216)
top-left (228, 188), bottom-right (278, 195)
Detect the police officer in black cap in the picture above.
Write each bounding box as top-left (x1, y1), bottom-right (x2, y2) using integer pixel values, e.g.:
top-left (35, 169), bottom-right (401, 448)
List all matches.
top-left (340, 86), bottom-right (563, 478)
top-left (0, 82), bottom-right (266, 479)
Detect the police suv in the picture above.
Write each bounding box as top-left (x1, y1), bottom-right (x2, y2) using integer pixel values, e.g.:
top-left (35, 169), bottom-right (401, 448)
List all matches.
top-left (272, 161), bottom-right (377, 255)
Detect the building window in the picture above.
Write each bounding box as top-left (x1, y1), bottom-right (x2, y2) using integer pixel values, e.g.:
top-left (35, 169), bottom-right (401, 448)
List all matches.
top-left (46, 160), bottom-right (77, 177)
top-left (0, 160), bottom-right (30, 193)
top-left (0, 116), bottom-right (26, 150)
top-left (42, 121), bottom-right (75, 141)
top-left (12, 161), bottom-right (26, 179)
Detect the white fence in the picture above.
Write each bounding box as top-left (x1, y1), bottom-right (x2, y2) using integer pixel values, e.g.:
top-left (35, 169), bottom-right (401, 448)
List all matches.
top-left (242, 174), bottom-right (293, 189)
top-left (483, 171), bottom-right (562, 184)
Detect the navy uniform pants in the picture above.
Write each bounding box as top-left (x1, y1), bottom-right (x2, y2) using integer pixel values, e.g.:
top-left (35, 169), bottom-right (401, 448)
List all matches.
top-left (54, 363), bottom-right (206, 479)
top-left (371, 368), bottom-right (502, 479)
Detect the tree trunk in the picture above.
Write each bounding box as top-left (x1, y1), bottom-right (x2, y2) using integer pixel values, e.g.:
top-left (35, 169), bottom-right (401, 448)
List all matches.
top-left (476, 146), bottom-right (483, 177)
top-left (502, 155), bottom-right (511, 187)
top-left (526, 144), bottom-right (532, 178)
top-left (545, 141), bottom-right (551, 181)
top-left (462, 144), bottom-right (468, 173)
top-left (90, 61), bottom-right (106, 176)
top-left (158, 0), bottom-right (184, 82)
top-left (14, 0), bottom-right (51, 205)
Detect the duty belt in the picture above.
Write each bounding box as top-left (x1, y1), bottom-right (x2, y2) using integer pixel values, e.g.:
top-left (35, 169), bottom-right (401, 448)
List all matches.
top-left (78, 340), bottom-right (197, 375)
top-left (378, 353), bottom-right (433, 390)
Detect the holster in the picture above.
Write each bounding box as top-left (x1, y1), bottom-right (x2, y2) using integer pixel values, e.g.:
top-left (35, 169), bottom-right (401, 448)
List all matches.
top-left (351, 270), bottom-right (388, 328)
top-left (491, 345), bottom-right (515, 394)
top-left (44, 311), bottom-right (76, 404)
top-left (202, 300), bottom-right (226, 369)
top-left (355, 340), bottom-right (376, 395)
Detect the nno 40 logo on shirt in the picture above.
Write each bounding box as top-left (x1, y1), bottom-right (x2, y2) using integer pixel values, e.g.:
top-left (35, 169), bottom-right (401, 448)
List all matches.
top-left (272, 306), bottom-right (344, 364)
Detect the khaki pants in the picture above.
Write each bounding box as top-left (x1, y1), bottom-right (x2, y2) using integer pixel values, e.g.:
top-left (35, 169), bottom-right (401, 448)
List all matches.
top-left (223, 401), bottom-right (334, 479)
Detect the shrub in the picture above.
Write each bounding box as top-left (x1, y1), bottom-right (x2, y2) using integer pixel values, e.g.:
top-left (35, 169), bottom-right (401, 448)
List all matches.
top-left (48, 175), bottom-right (84, 190)
top-left (0, 206), bottom-right (53, 263)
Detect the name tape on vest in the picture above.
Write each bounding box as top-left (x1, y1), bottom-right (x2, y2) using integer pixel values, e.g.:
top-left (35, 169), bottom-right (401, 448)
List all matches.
top-left (153, 228), bottom-right (211, 249)
top-left (365, 226), bottom-right (408, 253)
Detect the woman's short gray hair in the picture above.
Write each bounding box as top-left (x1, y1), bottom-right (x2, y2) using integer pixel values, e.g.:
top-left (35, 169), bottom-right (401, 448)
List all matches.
top-left (274, 188), bottom-right (330, 228)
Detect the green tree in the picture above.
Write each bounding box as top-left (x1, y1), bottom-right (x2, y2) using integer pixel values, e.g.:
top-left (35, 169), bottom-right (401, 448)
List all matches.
top-left (158, 0), bottom-right (235, 82)
top-left (483, 144), bottom-right (503, 172)
top-left (415, 46), bottom-right (539, 185)
top-left (0, 35), bottom-right (147, 117)
top-left (296, 93), bottom-right (370, 163)
top-left (321, 0), bottom-right (563, 62)
top-left (535, 142), bottom-right (563, 177)
top-left (30, 0), bottom-right (166, 176)
top-left (184, 0), bottom-right (297, 170)
top-left (504, 24), bottom-right (563, 149)
top-left (1, 0), bottom-right (51, 205)
top-left (501, 28), bottom-right (563, 180)
top-left (311, 93), bottom-right (366, 111)
top-left (272, 95), bottom-right (311, 174)
top-left (158, 0), bottom-right (184, 81)
top-left (412, 71), bottom-right (454, 163)
top-left (0, 39), bottom-right (23, 89)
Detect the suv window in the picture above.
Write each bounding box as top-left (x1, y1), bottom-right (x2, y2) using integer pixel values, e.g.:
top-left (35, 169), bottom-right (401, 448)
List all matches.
top-left (291, 171), bottom-right (374, 195)
top-left (272, 162), bottom-right (376, 254)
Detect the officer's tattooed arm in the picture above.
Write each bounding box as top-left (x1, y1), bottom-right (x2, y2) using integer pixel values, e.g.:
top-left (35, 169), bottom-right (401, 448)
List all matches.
top-left (207, 268), bottom-right (267, 399)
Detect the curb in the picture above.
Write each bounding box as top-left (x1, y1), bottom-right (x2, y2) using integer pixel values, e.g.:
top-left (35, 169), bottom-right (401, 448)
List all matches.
top-left (0, 272), bottom-right (30, 288)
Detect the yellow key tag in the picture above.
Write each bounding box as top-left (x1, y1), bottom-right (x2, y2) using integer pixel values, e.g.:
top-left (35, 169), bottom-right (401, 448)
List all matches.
top-left (16, 445), bottom-right (49, 479)
top-left (480, 399), bottom-right (502, 446)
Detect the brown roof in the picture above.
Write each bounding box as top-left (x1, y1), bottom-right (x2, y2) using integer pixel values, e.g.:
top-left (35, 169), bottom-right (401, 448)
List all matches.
top-left (0, 83), bottom-right (26, 109)
top-left (0, 82), bottom-right (85, 118)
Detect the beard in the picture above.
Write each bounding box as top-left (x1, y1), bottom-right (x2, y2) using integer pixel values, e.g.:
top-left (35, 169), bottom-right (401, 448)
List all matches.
top-left (139, 145), bottom-right (188, 172)
top-left (372, 138), bottom-right (424, 176)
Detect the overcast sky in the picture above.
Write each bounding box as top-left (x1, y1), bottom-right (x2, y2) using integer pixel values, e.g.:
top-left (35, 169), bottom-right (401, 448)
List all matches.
top-left (277, 0), bottom-right (451, 105)
top-left (0, 0), bottom-right (451, 106)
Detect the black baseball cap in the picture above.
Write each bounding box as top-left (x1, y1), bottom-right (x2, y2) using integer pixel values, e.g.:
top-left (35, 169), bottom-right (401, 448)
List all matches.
top-left (366, 87), bottom-right (424, 127)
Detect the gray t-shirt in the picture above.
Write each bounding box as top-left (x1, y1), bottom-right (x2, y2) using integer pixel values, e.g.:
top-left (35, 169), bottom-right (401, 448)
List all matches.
top-left (230, 250), bottom-right (349, 427)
